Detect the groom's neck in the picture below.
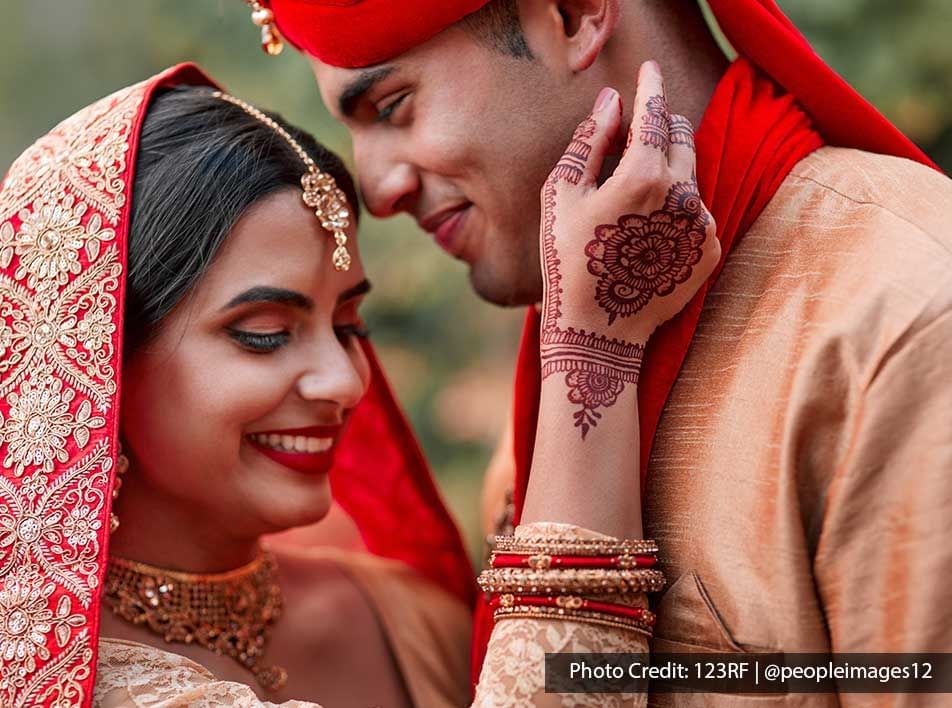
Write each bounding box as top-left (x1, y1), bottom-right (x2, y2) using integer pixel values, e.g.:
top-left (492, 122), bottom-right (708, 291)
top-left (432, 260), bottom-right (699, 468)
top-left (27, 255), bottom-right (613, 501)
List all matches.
top-left (605, 0), bottom-right (729, 130)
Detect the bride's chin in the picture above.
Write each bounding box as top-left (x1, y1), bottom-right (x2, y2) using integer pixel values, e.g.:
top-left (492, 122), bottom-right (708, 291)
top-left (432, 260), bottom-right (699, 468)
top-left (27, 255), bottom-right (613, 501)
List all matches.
top-left (244, 475), bottom-right (333, 533)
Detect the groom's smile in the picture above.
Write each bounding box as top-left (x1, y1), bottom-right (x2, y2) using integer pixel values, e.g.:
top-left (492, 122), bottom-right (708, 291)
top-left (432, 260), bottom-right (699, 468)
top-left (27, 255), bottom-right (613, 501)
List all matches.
top-left (419, 201), bottom-right (474, 260)
top-left (309, 19), bottom-right (577, 308)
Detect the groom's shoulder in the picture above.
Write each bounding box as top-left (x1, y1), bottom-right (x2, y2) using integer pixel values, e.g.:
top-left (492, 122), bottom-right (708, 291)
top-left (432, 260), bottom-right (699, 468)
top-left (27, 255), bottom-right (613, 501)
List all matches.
top-left (760, 146), bottom-right (952, 302)
top-left (738, 147), bottom-right (952, 374)
top-left (783, 146), bottom-right (952, 262)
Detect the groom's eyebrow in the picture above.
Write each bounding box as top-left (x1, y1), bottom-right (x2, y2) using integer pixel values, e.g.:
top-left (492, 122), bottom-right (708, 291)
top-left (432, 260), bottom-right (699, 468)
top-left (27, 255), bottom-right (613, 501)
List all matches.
top-left (339, 66), bottom-right (396, 117)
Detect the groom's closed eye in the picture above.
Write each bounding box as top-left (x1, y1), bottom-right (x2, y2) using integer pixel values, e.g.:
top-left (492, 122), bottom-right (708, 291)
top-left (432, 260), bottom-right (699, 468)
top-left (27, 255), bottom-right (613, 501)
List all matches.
top-left (339, 66), bottom-right (396, 118)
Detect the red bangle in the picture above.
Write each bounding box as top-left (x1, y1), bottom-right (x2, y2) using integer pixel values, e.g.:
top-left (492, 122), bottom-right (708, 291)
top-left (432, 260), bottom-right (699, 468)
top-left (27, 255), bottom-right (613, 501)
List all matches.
top-left (490, 593), bottom-right (656, 626)
top-left (491, 552), bottom-right (657, 570)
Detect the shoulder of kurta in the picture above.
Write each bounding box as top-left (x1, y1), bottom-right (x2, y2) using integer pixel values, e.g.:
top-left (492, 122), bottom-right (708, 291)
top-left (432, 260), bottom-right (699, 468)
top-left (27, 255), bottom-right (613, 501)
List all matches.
top-left (786, 146), bottom-right (952, 261)
top-left (748, 146), bottom-right (952, 386)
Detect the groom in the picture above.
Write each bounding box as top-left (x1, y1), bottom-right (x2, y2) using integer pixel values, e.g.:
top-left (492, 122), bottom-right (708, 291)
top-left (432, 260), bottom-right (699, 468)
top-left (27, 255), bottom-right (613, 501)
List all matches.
top-left (262, 0), bottom-right (952, 693)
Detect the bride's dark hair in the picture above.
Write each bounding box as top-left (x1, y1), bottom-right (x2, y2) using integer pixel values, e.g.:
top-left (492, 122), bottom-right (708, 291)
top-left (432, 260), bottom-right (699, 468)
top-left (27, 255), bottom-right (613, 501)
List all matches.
top-left (125, 85), bottom-right (359, 351)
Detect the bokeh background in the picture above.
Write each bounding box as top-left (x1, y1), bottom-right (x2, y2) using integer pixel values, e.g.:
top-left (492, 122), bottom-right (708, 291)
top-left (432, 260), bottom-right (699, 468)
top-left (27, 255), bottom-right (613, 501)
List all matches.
top-left (2, 1), bottom-right (949, 558)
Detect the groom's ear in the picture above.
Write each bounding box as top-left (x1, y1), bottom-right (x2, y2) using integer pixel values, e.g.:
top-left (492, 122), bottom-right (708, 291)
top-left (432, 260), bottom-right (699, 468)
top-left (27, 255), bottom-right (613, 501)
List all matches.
top-left (549, 0), bottom-right (620, 72)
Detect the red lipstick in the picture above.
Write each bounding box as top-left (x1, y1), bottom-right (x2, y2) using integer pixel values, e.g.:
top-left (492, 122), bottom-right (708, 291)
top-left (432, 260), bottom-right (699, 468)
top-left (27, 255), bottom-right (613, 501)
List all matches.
top-left (246, 425), bottom-right (343, 475)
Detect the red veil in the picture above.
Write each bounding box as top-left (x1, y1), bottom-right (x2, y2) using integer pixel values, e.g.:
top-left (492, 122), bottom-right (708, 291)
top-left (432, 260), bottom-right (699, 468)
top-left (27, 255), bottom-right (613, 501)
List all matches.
top-left (0, 63), bottom-right (473, 706)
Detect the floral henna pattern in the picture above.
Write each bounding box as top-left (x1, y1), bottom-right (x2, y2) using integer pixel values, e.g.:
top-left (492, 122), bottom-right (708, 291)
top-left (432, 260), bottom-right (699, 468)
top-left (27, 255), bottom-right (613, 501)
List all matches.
top-left (639, 95), bottom-right (669, 151)
top-left (540, 183), bottom-right (643, 440)
top-left (566, 371), bottom-right (624, 438)
top-left (586, 182), bottom-right (707, 324)
top-left (664, 180), bottom-right (710, 226)
top-left (540, 328), bottom-right (643, 439)
top-left (551, 116), bottom-right (597, 186)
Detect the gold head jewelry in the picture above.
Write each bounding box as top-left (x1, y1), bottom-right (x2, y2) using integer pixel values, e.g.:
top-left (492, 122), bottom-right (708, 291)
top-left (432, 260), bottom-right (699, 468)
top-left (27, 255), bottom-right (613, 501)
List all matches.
top-left (212, 91), bottom-right (353, 271)
top-left (245, 0), bottom-right (284, 55)
top-left (104, 550), bottom-right (288, 691)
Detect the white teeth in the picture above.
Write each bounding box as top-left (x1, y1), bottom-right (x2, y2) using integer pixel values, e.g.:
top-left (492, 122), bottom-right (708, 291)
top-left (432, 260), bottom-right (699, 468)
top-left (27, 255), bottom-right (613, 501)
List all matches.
top-left (250, 433), bottom-right (334, 454)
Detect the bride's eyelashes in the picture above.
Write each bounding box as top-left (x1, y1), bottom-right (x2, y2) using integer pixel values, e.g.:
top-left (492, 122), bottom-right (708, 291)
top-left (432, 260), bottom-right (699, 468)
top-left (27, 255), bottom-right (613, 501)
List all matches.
top-left (226, 322), bottom-right (370, 354)
top-left (227, 327), bottom-right (291, 354)
top-left (335, 323), bottom-right (371, 342)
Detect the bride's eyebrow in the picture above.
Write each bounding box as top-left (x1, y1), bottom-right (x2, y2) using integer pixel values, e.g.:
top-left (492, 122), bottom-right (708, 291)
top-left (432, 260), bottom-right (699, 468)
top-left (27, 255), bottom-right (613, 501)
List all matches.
top-left (221, 286), bottom-right (313, 312)
top-left (338, 279), bottom-right (372, 304)
top-left (339, 66), bottom-right (396, 117)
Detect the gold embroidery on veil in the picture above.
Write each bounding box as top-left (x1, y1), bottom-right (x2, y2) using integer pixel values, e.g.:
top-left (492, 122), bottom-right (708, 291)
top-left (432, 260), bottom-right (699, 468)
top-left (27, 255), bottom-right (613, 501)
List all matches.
top-left (0, 81), bottom-right (144, 707)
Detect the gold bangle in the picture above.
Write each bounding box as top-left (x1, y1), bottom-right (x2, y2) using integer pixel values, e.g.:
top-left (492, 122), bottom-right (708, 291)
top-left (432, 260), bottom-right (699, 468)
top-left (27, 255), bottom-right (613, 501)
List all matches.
top-left (477, 567), bottom-right (666, 595)
top-left (493, 605), bottom-right (654, 638)
top-left (493, 536), bottom-right (659, 557)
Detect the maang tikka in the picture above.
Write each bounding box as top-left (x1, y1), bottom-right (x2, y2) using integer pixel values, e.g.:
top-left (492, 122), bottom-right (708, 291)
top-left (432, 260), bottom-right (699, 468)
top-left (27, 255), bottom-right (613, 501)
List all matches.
top-left (212, 91), bottom-right (354, 272)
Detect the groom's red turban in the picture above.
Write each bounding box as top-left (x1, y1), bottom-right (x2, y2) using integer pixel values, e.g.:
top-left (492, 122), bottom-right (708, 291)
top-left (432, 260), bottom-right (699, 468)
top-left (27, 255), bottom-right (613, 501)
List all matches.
top-left (269, 0), bottom-right (491, 69)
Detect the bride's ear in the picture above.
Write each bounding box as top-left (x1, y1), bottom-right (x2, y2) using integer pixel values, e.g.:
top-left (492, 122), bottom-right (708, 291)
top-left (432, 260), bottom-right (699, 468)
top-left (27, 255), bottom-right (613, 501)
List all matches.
top-left (555, 0), bottom-right (620, 72)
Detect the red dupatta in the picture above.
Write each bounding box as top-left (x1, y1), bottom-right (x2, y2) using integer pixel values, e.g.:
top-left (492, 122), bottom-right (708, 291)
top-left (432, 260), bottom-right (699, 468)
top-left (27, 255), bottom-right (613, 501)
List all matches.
top-left (0, 63), bottom-right (472, 707)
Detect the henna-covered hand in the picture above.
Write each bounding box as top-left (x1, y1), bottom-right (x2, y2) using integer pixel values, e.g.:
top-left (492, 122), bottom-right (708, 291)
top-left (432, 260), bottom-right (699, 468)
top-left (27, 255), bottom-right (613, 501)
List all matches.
top-left (539, 62), bottom-right (720, 439)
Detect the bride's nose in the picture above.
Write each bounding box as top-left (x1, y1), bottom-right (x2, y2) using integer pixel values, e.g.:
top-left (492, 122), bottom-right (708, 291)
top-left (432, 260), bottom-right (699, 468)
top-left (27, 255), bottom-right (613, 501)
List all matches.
top-left (295, 340), bottom-right (367, 411)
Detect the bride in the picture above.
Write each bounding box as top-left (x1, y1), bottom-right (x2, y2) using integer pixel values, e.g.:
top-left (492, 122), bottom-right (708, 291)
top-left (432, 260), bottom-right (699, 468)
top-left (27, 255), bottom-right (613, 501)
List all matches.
top-left (0, 61), bottom-right (717, 707)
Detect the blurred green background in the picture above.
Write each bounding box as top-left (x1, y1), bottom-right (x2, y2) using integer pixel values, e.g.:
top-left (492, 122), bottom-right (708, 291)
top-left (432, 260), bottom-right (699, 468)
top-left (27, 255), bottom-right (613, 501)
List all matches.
top-left (2, 1), bottom-right (949, 558)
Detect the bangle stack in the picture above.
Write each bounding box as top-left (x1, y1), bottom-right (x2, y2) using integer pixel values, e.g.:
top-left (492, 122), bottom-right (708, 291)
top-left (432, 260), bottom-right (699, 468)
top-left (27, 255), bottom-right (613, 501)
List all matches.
top-left (478, 534), bottom-right (666, 638)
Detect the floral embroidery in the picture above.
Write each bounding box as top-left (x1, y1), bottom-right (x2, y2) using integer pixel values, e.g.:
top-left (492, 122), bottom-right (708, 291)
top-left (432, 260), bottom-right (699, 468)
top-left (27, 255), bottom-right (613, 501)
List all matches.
top-left (0, 85), bottom-right (139, 227)
top-left (14, 195), bottom-right (114, 289)
top-left (0, 248), bottom-right (121, 408)
top-left (0, 222), bottom-right (15, 270)
top-left (0, 565), bottom-right (55, 673)
top-left (0, 79), bottom-right (145, 706)
top-left (0, 375), bottom-right (104, 476)
top-left (61, 504), bottom-right (102, 548)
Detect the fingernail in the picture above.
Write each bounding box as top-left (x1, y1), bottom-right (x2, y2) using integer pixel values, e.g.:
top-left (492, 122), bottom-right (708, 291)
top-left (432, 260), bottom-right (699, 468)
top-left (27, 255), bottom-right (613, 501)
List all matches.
top-left (595, 87), bottom-right (617, 112)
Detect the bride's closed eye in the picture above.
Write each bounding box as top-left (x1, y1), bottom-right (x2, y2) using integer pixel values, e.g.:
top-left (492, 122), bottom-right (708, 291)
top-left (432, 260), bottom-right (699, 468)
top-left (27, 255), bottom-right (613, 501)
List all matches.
top-left (334, 322), bottom-right (371, 342)
top-left (226, 326), bottom-right (291, 354)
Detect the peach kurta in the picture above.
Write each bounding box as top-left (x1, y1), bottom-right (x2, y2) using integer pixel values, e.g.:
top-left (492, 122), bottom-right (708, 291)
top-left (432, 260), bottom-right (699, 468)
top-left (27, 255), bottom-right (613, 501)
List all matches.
top-left (644, 147), bottom-right (952, 706)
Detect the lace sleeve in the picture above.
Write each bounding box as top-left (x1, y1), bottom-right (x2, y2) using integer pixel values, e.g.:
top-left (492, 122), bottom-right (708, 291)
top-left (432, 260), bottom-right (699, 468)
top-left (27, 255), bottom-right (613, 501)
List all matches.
top-left (472, 523), bottom-right (650, 708)
top-left (94, 638), bottom-right (319, 708)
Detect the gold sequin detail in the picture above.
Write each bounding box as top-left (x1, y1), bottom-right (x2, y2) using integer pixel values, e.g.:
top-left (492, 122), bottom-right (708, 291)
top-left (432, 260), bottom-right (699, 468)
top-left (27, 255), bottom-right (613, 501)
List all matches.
top-left (103, 550), bottom-right (287, 692)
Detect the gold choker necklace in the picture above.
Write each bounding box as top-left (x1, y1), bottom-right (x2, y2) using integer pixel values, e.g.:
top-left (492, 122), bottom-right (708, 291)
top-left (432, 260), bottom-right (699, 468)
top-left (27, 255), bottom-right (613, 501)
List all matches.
top-left (103, 550), bottom-right (287, 691)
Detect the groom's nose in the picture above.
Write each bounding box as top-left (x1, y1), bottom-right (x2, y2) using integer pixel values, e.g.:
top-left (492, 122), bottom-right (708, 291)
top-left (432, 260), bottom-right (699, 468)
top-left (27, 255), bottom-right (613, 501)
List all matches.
top-left (355, 139), bottom-right (420, 218)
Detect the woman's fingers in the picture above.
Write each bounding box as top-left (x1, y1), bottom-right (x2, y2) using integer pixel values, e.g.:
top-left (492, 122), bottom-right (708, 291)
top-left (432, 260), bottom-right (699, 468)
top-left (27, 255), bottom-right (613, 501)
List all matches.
top-left (548, 87), bottom-right (622, 189)
top-left (667, 114), bottom-right (696, 181)
top-left (617, 61), bottom-right (669, 177)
